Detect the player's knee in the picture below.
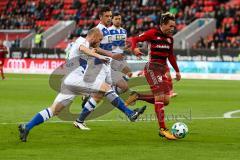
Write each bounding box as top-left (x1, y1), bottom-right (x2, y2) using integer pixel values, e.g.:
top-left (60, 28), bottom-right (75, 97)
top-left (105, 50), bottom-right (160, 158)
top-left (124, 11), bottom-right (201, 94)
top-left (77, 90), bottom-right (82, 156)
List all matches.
top-left (100, 82), bottom-right (111, 92)
top-left (92, 93), bottom-right (103, 103)
top-left (164, 100), bottom-right (169, 106)
top-left (120, 84), bottom-right (129, 93)
top-left (117, 80), bottom-right (129, 93)
top-left (164, 96), bottom-right (170, 106)
top-left (50, 103), bottom-right (65, 116)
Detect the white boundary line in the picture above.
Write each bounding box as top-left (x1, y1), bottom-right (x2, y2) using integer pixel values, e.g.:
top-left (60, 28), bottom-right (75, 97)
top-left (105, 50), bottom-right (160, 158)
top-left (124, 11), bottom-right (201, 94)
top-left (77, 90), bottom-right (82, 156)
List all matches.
top-left (223, 110), bottom-right (240, 118)
top-left (1, 116), bottom-right (240, 125)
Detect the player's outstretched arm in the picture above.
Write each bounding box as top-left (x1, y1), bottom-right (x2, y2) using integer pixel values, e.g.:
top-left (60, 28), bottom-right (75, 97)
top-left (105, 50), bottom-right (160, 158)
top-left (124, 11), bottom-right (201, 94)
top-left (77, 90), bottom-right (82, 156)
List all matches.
top-left (96, 47), bottom-right (124, 60)
top-left (131, 29), bottom-right (154, 57)
top-left (168, 53), bottom-right (181, 81)
top-left (80, 45), bottom-right (110, 63)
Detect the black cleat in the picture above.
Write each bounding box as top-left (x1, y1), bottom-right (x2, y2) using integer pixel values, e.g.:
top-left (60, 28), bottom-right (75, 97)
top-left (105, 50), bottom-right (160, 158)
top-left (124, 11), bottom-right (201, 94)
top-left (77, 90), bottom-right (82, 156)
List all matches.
top-left (129, 105), bottom-right (147, 122)
top-left (18, 124), bottom-right (29, 142)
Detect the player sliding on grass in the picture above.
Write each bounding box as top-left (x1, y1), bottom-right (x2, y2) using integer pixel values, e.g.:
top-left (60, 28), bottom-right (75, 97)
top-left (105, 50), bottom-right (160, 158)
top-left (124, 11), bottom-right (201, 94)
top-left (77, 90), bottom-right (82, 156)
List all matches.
top-left (125, 12), bottom-right (181, 140)
top-left (18, 28), bottom-right (146, 142)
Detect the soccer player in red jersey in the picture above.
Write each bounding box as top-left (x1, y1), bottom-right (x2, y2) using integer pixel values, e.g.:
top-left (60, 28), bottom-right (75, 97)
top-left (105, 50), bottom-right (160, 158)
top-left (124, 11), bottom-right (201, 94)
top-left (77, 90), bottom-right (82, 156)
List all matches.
top-left (127, 12), bottom-right (181, 140)
top-left (0, 40), bottom-right (8, 80)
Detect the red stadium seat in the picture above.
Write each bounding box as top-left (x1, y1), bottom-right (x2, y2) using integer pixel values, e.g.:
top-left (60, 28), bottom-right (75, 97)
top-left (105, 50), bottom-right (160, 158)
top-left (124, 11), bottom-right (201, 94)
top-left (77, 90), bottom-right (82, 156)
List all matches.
top-left (64, 0), bottom-right (74, 5)
top-left (52, 9), bottom-right (61, 15)
top-left (64, 4), bottom-right (71, 9)
top-left (80, 0), bottom-right (87, 4)
top-left (203, 6), bottom-right (213, 12)
top-left (65, 9), bottom-right (77, 15)
top-left (195, 12), bottom-right (204, 18)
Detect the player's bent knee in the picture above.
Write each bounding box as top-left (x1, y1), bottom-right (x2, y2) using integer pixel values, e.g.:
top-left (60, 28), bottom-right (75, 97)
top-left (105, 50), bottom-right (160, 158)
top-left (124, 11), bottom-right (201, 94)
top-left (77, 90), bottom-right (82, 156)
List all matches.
top-left (92, 93), bottom-right (104, 103)
top-left (120, 84), bottom-right (128, 93)
top-left (100, 82), bottom-right (111, 92)
top-left (164, 100), bottom-right (169, 106)
top-left (164, 96), bottom-right (170, 106)
top-left (154, 95), bottom-right (165, 102)
top-left (117, 80), bottom-right (129, 93)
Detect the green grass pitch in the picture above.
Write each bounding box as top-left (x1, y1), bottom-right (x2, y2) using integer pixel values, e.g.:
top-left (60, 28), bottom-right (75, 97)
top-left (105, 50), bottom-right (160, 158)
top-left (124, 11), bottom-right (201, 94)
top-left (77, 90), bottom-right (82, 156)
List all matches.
top-left (0, 74), bottom-right (240, 160)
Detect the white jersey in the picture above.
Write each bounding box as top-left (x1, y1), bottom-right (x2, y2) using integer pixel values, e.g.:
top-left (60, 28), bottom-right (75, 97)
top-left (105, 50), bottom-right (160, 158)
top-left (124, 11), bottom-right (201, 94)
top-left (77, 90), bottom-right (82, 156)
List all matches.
top-left (96, 23), bottom-right (112, 51)
top-left (66, 37), bottom-right (90, 73)
top-left (67, 37), bottom-right (89, 60)
top-left (109, 25), bottom-right (127, 54)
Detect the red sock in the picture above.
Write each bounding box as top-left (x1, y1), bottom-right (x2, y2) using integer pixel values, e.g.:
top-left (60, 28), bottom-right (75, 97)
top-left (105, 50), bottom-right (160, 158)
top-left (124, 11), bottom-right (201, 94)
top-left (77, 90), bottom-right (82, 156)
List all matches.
top-left (154, 101), bottom-right (166, 129)
top-left (0, 68), bottom-right (4, 79)
top-left (137, 94), bottom-right (155, 104)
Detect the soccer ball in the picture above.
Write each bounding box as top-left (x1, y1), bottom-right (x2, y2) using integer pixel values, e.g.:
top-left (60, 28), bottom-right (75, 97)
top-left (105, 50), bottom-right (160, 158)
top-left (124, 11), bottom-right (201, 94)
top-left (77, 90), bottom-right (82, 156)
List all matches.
top-left (171, 122), bottom-right (189, 139)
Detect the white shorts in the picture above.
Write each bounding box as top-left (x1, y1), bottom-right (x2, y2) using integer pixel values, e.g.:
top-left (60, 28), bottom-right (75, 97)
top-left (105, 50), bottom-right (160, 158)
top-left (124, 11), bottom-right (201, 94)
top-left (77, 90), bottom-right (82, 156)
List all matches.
top-left (54, 63), bottom-right (111, 106)
top-left (109, 59), bottom-right (129, 85)
top-left (111, 59), bottom-right (128, 72)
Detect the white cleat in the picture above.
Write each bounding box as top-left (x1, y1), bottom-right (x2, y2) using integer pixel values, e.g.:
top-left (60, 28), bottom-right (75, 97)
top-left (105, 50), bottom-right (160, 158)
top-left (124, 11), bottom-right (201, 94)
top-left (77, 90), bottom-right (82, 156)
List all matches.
top-left (73, 121), bottom-right (90, 130)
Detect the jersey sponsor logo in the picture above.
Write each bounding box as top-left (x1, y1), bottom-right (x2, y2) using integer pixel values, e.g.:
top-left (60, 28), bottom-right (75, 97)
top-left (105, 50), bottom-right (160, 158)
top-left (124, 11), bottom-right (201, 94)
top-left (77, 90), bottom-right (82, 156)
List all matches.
top-left (155, 44), bottom-right (170, 49)
top-left (115, 35), bottom-right (126, 41)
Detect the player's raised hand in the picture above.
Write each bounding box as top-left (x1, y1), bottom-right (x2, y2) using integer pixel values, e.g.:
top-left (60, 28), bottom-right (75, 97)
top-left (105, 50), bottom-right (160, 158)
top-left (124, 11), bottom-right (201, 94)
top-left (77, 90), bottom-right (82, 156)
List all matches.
top-left (175, 72), bottom-right (181, 81)
top-left (133, 48), bottom-right (144, 59)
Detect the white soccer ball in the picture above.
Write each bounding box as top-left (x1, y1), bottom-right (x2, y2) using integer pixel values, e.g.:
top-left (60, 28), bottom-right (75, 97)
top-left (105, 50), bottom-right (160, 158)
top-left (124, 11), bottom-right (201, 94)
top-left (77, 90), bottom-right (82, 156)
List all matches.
top-left (171, 122), bottom-right (189, 139)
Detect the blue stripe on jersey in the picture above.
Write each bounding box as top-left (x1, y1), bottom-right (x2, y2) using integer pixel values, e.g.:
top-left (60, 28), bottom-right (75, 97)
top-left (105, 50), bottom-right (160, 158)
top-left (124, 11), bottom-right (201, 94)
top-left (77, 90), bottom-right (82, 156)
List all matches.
top-left (100, 43), bottom-right (112, 51)
top-left (94, 58), bottom-right (102, 65)
top-left (110, 29), bottom-right (119, 35)
top-left (102, 28), bottom-right (111, 36)
top-left (109, 29), bottom-right (127, 35)
top-left (120, 29), bottom-right (127, 34)
top-left (112, 40), bottom-right (125, 47)
top-left (79, 58), bottom-right (87, 70)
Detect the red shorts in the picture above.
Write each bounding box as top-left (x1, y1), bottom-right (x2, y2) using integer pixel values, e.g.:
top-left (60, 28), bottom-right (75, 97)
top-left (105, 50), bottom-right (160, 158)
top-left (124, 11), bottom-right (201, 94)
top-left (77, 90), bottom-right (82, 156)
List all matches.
top-left (144, 62), bottom-right (170, 95)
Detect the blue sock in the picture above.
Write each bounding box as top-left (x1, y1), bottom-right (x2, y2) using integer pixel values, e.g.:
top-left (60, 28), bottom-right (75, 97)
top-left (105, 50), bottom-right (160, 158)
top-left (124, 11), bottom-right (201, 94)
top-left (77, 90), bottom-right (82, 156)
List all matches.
top-left (77, 97), bottom-right (96, 122)
top-left (105, 90), bottom-right (134, 117)
top-left (26, 108), bottom-right (53, 131)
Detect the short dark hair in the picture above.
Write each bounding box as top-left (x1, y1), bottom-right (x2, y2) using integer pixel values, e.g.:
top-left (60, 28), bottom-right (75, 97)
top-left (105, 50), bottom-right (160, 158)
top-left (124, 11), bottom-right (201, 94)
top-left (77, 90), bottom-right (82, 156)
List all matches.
top-left (99, 6), bottom-right (111, 16)
top-left (113, 11), bottom-right (121, 18)
top-left (160, 12), bottom-right (175, 25)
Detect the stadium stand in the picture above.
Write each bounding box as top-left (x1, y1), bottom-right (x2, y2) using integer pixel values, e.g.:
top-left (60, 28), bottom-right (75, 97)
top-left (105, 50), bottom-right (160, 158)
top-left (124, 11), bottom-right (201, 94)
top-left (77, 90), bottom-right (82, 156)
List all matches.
top-left (0, 0), bottom-right (239, 49)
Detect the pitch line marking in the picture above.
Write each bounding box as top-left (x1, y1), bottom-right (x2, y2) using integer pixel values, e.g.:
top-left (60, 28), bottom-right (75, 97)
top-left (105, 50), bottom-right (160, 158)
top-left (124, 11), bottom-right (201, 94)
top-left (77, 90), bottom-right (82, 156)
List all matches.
top-left (0, 116), bottom-right (240, 125)
top-left (223, 110), bottom-right (240, 118)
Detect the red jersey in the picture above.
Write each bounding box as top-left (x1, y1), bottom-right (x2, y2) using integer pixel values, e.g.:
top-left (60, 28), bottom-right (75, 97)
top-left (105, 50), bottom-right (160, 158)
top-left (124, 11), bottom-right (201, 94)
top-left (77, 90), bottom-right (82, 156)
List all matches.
top-left (0, 44), bottom-right (7, 59)
top-left (132, 28), bottom-right (179, 72)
